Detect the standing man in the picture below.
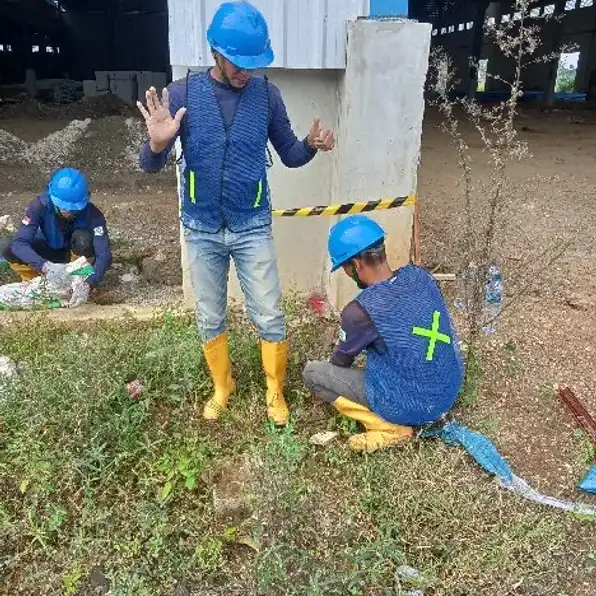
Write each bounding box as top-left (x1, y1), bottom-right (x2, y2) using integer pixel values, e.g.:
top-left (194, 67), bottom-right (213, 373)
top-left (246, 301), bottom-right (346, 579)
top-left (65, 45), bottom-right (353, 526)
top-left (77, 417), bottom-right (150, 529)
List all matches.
top-left (137, 1), bottom-right (335, 424)
top-left (302, 215), bottom-right (464, 452)
top-left (0, 167), bottom-right (112, 308)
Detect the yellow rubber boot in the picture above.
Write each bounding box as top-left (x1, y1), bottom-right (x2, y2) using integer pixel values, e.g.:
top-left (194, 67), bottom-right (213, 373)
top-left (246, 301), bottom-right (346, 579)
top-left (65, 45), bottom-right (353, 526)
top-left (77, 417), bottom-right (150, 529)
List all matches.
top-left (333, 396), bottom-right (413, 453)
top-left (202, 333), bottom-right (235, 420)
top-left (9, 262), bottom-right (38, 281)
top-left (261, 340), bottom-right (289, 425)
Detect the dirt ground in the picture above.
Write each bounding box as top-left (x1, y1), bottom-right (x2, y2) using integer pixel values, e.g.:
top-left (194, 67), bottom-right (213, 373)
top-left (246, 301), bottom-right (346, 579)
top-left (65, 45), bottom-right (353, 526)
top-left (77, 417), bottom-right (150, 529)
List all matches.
top-left (0, 99), bottom-right (595, 512)
top-left (420, 106), bottom-right (596, 506)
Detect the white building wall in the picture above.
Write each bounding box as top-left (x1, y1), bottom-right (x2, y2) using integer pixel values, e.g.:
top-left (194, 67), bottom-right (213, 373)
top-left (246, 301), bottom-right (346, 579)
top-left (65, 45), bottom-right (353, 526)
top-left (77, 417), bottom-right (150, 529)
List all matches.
top-left (243, 69), bottom-right (340, 295)
top-left (169, 0), bottom-right (370, 69)
top-left (167, 1), bottom-right (430, 310)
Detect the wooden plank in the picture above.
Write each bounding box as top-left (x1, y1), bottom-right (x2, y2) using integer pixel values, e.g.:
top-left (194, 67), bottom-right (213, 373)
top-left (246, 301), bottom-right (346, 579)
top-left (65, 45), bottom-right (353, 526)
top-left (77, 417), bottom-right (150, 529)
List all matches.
top-left (412, 196), bottom-right (422, 264)
top-left (432, 273), bottom-right (456, 281)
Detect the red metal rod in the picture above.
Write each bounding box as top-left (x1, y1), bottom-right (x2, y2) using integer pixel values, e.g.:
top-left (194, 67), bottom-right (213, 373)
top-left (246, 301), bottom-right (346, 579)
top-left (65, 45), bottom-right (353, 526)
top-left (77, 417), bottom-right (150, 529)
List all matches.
top-left (556, 384), bottom-right (596, 446)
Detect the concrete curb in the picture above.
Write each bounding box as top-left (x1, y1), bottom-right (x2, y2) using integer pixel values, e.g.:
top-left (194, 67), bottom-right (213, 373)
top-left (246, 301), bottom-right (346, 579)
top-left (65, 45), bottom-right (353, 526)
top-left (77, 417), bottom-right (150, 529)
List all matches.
top-left (0, 304), bottom-right (194, 326)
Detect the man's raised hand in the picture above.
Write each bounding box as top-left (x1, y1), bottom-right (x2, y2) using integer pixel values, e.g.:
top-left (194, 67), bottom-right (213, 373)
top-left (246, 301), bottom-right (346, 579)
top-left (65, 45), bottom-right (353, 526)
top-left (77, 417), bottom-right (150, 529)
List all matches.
top-left (137, 87), bottom-right (186, 154)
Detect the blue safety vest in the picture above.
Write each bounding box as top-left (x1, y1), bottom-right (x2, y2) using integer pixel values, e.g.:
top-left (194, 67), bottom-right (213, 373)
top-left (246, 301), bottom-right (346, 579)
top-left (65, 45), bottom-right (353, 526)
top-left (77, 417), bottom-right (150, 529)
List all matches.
top-left (180, 73), bottom-right (271, 233)
top-left (356, 264), bottom-right (464, 426)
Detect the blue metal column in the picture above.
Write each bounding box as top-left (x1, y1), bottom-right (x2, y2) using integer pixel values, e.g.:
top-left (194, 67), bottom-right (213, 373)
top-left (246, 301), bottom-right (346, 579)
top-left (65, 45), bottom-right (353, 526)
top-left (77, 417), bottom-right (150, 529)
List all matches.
top-left (369, 0), bottom-right (409, 17)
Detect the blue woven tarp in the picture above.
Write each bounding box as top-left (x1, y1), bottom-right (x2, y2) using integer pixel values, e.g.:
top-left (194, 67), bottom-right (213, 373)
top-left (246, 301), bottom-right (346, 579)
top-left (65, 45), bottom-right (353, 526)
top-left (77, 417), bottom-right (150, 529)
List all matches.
top-left (579, 464), bottom-right (596, 494)
top-left (424, 421), bottom-right (596, 517)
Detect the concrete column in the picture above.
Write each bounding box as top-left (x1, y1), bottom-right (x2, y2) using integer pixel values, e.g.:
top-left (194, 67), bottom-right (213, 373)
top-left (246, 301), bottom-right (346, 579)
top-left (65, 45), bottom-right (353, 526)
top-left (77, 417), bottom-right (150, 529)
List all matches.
top-left (584, 28), bottom-right (596, 100)
top-left (329, 19), bottom-right (431, 309)
top-left (14, 23), bottom-right (31, 85)
top-left (25, 69), bottom-right (37, 97)
top-left (546, 0), bottom-right (568, 106)
top-left (467, 0), bottom-right (490, 98)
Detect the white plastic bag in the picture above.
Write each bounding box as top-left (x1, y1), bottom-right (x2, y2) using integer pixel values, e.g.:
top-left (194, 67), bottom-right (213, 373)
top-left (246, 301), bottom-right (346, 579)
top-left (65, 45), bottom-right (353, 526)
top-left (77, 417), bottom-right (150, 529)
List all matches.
top-left (0, 257), bottom-right (94, 310)
top-left (0, 355), bottom-right (17, 399)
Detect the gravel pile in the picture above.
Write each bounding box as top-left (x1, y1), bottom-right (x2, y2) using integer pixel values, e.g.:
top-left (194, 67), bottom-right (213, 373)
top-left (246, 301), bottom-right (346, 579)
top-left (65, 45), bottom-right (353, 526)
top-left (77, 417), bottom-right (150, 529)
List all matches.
top-left (124, 117), bottom-right (149, 171)
top-left (22, 119), bottom-right (91, 173)
top-left (0, 93), bottom-right (134, 120)
top-left (0, 119), bottom-right (91, 174)
top-left (0, 129), bottom-right (27, 162)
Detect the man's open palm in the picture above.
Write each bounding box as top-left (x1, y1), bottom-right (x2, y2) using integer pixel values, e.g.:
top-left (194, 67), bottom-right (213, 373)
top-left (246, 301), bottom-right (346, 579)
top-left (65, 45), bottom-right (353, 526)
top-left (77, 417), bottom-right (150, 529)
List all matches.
top-left (137, 87), bottom-right (186, 153)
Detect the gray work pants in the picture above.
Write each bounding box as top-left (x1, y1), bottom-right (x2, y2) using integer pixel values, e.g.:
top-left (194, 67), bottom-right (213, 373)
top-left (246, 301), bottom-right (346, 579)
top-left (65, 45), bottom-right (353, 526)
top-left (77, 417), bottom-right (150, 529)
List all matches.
top-left (302, 360), bottom-right (369, 407)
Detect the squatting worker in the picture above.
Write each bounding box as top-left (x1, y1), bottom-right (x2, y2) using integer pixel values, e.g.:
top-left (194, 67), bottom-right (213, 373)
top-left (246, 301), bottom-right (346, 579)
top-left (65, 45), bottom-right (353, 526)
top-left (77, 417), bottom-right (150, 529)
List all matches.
top-left (0, 168), bottom-right (112, 308)
top-left (302, 216), bottom-right (464, 452)
top-left (137, 1), bottom-right (335, 424)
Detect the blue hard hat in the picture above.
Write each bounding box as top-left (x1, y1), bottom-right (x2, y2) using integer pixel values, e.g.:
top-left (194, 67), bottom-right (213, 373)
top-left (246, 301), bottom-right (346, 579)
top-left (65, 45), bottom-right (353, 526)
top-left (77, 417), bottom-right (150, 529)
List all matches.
top-left (328, 215), bottom-right (386, 272)
top-left (47, 168), bottom-right (89, 212)
top-left (207, 1), bottom-right (274, 70)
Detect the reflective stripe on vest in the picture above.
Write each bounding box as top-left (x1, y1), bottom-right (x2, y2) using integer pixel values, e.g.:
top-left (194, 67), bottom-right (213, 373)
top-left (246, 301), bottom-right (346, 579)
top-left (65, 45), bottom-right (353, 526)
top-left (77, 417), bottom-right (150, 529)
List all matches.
top-left (254, 179), bottom-right (263, 208)
top-left (189, 170), bottom-right (196, 203)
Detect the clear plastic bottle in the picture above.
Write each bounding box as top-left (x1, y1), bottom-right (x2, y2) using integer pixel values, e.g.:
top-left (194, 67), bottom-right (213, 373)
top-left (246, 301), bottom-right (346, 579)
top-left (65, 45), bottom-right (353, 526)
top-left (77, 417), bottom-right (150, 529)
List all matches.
top-left (454, 262), bottom-right (478, 312)
top-left (482, 263), bottom-right (503, 335)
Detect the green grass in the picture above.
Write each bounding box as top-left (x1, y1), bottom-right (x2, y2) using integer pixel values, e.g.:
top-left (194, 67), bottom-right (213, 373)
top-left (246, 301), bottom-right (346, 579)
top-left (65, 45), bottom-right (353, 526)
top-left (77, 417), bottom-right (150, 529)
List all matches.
top-left (0, 305), bottom-right (594, 595)
top-left (573, 429), bottom-right (596, 469)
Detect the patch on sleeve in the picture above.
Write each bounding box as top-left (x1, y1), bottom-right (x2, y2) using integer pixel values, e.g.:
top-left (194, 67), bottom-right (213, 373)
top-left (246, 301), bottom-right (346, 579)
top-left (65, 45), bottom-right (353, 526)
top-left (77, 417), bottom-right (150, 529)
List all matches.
top-left (93, 226), bottom-right (104, 237)
top-left (338, 328), bottom-right (347, 342)
top-left (22, 216), bottom-right (31, 226)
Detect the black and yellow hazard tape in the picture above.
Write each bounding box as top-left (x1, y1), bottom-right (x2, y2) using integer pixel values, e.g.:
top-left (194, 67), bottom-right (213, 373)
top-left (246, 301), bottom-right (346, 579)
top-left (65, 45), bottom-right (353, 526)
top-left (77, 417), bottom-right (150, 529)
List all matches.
top-left (272, 195), bottom-right (416, 217)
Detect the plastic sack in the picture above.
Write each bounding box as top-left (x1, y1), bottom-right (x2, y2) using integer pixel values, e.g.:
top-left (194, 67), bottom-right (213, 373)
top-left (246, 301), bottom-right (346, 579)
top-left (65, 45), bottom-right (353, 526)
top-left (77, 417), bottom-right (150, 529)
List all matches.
top-left (0, 257), bottom-right (94, 310)
top-left (579, 464), bottom-right (596, 494)
top-left (424, 421), bottom-right (596, 517)
top-left (426, 420), bottom-right (514, 482)
top-left (0, 355), bottom-right (18, 399)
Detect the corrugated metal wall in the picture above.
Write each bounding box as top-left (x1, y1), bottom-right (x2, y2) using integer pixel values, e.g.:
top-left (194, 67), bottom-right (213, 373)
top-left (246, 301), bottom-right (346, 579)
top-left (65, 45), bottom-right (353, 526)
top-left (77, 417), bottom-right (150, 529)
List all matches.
top-left (169, 0), bottom-right (370, 68)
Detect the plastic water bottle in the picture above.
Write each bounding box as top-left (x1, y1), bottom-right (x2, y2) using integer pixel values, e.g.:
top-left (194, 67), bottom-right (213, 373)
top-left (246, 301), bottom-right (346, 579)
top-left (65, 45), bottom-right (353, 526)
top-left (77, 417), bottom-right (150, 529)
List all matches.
top-left (454, 262), bottom-right (478, 312)
top-left (482, 263), bottom-right (502, 335)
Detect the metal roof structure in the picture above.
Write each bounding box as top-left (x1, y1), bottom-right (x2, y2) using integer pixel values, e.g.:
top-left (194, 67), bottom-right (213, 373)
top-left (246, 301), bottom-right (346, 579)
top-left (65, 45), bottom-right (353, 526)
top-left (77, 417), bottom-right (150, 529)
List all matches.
top-left (0, 0), bottom-right (167, 33)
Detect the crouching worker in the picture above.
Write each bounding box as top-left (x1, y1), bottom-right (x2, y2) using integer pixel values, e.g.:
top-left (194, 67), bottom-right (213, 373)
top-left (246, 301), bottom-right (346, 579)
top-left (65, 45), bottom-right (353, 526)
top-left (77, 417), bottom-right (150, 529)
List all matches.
top-left (302, 215), bottom-right (464, 453)
top-left (0, 168), bottom-right (112, 307)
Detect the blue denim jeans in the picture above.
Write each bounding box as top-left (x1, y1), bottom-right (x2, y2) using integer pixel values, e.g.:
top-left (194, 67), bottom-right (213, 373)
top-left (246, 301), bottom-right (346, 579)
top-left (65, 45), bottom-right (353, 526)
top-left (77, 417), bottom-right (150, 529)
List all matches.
top-left (185, 225), bottom-right (286, 343)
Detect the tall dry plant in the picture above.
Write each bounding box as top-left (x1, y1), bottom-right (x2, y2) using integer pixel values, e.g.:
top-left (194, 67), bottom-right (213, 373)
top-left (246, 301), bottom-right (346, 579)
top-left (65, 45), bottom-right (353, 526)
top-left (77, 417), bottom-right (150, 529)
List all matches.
top-left (428, 0), bottom-right (575, 398)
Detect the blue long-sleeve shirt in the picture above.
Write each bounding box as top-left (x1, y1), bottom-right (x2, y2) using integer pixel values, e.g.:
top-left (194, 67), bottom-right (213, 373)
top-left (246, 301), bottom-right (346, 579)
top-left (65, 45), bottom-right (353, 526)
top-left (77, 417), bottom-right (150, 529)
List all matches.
top-left (10, 197), bottom-right (112, 286)
top-left (331, 300), bottom-right (386, 367)
top-left (139, 72), bottom-right (317, 173)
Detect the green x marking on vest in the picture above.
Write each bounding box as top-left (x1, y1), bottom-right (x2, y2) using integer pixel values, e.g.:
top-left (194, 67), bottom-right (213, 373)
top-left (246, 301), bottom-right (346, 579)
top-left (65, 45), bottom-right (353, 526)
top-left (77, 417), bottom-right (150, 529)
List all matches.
top-left (412, 310), bottom-right (451, 361)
